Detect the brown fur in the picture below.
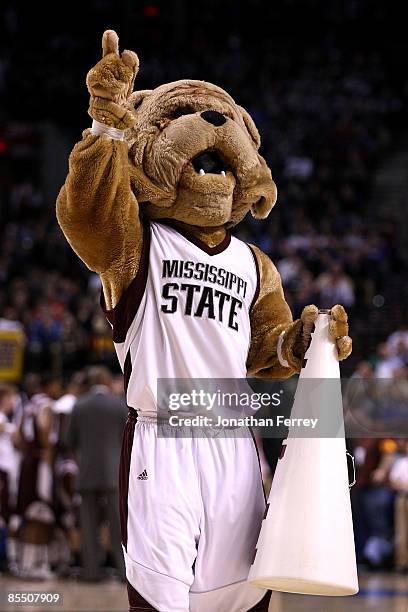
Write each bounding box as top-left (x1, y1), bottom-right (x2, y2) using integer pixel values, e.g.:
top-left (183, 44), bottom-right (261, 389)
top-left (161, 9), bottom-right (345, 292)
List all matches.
top-left (56, 30), bottom-right (352, 373)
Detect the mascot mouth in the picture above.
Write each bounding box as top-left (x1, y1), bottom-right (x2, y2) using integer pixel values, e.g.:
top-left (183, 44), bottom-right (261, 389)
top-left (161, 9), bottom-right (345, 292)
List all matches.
top-left (192, 150), bottom-right (228, 176)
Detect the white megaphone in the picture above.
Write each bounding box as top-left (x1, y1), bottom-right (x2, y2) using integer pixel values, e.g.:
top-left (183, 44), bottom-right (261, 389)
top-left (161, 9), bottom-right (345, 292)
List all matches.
top-left (248, 310), bottom-right (359, 596)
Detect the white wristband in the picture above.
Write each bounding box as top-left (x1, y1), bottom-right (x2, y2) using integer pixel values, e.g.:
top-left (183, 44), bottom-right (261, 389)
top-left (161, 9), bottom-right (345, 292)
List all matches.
top-left (91, 119), bottom-right (125, 141)
top-left (277, 330), bottom-right (290, 368)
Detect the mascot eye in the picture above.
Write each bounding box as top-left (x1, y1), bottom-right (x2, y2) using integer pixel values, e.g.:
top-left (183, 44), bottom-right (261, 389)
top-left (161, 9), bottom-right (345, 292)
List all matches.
top-left (170, 107), bottom-right (196, 119)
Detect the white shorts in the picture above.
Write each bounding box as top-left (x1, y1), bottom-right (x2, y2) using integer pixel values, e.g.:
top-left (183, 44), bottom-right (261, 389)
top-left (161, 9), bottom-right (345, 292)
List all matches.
top-left (122, 415), bottom-right (268, 612)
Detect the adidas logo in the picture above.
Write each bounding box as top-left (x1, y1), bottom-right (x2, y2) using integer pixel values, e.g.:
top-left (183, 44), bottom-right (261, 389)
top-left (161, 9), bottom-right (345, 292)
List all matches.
top-left (137, 469), bottom-right (148, 481)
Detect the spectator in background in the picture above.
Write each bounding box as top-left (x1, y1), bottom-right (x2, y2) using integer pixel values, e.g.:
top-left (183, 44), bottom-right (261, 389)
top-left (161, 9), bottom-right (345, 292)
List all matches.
top-left (374, 343), bottom-right (405, 379)
top-left (387, 325), bottom-right (408, 363)
top-left (389, 440), bottom-right (408, 573)
top-left (315, 260), bottom-right (355, 309)
top-left (351, 438), bottom-right (397, 569)
top-left (0, 384), bottom-right (20, 572)
top-left (0, 385), bottom-right (19, 521)
top-left (52, 371), bottom-right (88, 574)
top-left (111, 374), bottom-right (125, 398)
top-left (65, 366), bottom-right (127, 582)
top-left (353, 361), bottom-right (374, 379)
top-left (14, 374), bottom-right (62, 579)
top-left (276, 245), bottom-right (303, 286)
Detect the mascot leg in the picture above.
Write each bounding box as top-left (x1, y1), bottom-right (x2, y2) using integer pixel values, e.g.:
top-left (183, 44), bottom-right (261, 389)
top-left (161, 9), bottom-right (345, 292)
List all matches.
top-left (189, 434), bottom-right (268, 612)
top-left (120, 416), bottom-right (195, 612)
top-left (121, 417), bottom-right (267, 612)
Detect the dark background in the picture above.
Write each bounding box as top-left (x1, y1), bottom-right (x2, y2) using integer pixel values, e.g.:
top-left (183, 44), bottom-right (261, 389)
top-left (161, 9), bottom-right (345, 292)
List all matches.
top-left (0, 0), bottom-right (408, 376)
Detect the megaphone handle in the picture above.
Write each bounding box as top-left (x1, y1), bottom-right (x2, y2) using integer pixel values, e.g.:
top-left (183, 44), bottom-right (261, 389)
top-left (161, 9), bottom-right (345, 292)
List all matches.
top-left (346, 451), bottom-right (356, 489)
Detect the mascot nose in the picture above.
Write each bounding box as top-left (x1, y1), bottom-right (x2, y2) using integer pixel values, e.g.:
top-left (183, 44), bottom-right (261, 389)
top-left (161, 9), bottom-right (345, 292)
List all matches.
top-left (200, 110), bottom-right (226, 127)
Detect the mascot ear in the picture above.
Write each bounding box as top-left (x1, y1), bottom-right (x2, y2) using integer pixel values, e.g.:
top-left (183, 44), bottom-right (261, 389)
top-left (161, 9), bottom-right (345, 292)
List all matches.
top-left (237, 105), bottom-right (277, 218)
top-left (250, 155), bottom-right (278, 219)
top-left (128, 89), bottom-right (153, 110)
top-left (250, 184), bottom-right (278, 219)
top-left (238, 105), bottom-right (261, 150)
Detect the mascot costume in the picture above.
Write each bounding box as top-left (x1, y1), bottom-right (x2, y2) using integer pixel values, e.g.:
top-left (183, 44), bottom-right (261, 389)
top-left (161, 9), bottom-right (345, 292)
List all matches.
top-left (57, 31), bottom-right (352, 612)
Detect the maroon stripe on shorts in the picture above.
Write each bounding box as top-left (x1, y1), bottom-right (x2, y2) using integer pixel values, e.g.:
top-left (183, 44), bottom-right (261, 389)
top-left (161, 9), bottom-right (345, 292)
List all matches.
top-left (249, 428), bottom-right (266, 503)
top-left (127, 580), bottom-right (158, 611)
top-left (247, 591), bottom-right (272, 611)
top-left (0, 470), bottom-right (10, 521)
top-left (119, 408), bottom-right (137, 549)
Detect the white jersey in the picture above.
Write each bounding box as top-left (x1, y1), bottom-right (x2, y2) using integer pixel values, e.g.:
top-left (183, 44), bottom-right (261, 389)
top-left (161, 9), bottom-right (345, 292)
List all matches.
top-left (103, 221), bottom-right (259, 417)
top-left (0, 413), bottom-right (18, 474)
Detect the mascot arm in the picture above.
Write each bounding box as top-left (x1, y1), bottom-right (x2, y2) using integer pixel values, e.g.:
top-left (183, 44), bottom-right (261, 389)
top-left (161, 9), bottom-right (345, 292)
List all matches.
top-left (56, 131), bottom-right (141, 309)
top-left (56, 30), bottom-right (142, 310)
top-left (247, 245), bottom-right (299, 378)
top-left (247, 246), bottom-right (352, 378)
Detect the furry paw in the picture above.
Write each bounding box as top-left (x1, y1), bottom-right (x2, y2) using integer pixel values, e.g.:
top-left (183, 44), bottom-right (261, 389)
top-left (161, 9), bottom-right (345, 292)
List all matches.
top-left (300, 304), bottom-right (319, 353)
top-left (86, 30), bottom-right (139, 129)
top-left (329, 304), bottom-right (352, 361)
top-left (293, 304), bottom-right (352, 363)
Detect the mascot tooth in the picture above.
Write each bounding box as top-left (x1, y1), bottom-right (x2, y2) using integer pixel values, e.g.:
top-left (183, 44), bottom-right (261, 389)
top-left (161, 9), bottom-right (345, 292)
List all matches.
top-left (57, 29), bottom-right (352, 612)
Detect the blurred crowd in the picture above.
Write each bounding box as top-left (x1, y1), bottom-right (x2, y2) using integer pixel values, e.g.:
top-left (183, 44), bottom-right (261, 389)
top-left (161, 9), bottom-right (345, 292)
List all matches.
top-left (0, 368), bottom-right (127, 581)
top-left (0, 0), bottom-right (408, 581)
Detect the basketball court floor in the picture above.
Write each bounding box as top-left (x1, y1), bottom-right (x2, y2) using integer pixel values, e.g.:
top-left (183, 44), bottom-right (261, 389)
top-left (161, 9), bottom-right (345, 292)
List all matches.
top-left (0, 572), bottom-right (407, 611)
